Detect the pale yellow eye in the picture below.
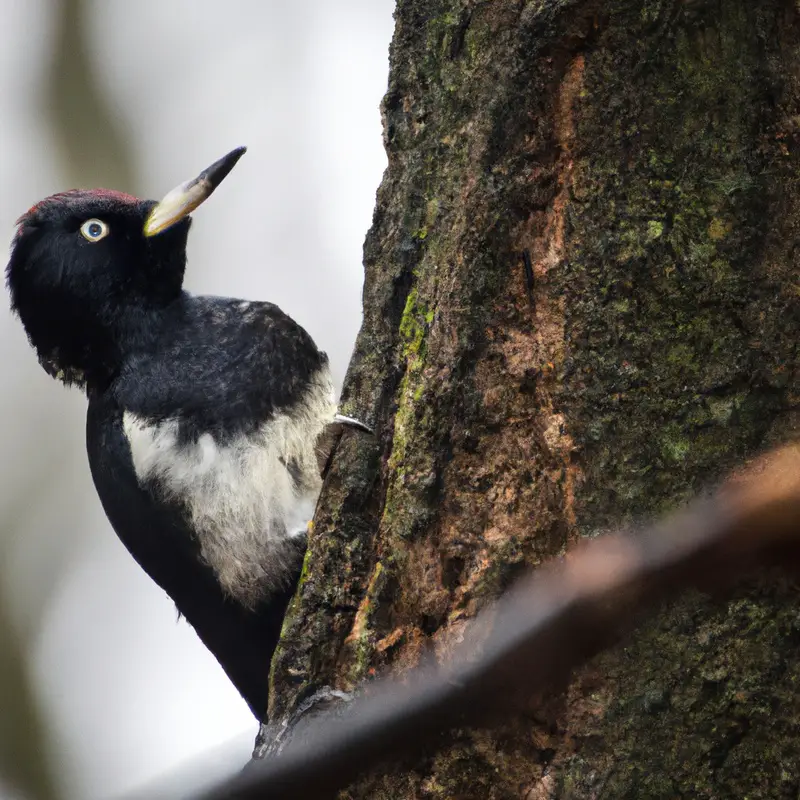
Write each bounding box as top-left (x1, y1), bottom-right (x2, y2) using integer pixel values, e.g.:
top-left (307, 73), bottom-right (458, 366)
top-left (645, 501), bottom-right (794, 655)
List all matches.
top-left (80, 218), bottom-right (109, 242)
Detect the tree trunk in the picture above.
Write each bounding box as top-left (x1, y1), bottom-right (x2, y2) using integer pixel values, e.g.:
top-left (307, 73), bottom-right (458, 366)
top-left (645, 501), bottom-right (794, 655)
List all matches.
top-left (269, 1), bottom-right (800, 796)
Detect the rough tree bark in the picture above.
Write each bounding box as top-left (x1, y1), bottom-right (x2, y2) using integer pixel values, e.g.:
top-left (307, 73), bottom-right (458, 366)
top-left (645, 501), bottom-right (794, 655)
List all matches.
top-left (269, 1), bottom-right (800, 797)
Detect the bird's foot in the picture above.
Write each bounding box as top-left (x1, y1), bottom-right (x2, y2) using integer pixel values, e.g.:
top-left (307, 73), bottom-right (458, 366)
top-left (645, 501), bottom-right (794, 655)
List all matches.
top-left (316, 413), bottom-right (373, 478)
top-left (252, 686), bottom-right (353, 760)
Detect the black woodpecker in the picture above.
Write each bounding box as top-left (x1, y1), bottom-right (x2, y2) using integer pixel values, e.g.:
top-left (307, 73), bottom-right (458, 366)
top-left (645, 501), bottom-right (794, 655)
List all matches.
top-left (6, 147), bottom-right (367, 720)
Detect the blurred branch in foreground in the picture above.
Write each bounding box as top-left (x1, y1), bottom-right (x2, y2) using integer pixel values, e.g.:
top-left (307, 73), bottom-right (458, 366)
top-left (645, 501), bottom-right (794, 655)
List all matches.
top-left (174, 443), bottom-right (800, 800)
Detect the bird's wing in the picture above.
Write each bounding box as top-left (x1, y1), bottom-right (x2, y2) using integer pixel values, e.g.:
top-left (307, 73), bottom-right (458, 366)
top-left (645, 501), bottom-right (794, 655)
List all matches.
top-left (115, 295), bottom-right (332, 438)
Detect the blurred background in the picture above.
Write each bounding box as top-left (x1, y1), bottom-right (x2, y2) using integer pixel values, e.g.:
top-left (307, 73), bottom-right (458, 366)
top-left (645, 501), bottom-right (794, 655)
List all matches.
top-left (0, 1), bottom-right (393, 797)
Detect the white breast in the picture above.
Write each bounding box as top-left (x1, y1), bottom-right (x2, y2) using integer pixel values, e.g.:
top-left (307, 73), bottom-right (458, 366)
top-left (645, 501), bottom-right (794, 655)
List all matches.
top-left (122, 370), bottom-right (336, 609)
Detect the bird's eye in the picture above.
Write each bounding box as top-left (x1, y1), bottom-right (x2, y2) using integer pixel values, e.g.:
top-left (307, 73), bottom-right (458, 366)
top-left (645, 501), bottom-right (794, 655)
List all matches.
top-left (80, 219), bottom-right (109, 242)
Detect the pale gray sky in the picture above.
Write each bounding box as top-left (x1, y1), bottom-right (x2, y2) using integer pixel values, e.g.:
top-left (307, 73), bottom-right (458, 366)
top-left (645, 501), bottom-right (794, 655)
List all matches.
top-left (0, 2), bottom-right (394, 797)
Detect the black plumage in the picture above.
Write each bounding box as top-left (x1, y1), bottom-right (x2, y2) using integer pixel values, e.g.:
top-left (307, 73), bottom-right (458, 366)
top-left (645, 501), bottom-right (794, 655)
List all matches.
top-left (6, 148), bottom-right (358, 719)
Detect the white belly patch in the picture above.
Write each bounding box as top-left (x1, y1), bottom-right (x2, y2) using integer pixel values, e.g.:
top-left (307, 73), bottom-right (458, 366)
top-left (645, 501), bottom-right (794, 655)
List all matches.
top-left (122, 371), bottom-right (336, 609)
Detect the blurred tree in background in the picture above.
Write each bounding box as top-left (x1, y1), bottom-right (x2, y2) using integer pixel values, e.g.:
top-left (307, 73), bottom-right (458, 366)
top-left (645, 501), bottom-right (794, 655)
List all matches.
top-left (2, 1), bottom-right (132, 797)
top-left (0, 604), bottom-right (55, 800)
top-left (47, 0), bottom-right (135, 192)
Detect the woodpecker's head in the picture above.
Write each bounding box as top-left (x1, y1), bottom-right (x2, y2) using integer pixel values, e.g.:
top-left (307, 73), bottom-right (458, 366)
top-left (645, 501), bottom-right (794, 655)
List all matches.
top-left (6, 146), bottom-right (245, 387)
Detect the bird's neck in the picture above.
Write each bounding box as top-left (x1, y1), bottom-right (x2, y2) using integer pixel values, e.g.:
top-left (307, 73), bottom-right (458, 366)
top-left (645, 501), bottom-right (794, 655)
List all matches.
top-left (37, 297), bottom-right (181, 393)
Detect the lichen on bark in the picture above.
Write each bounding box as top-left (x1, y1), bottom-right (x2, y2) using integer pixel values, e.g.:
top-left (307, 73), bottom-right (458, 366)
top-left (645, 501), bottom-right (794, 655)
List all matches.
top-left (269, 1), bottom-right (800, 797)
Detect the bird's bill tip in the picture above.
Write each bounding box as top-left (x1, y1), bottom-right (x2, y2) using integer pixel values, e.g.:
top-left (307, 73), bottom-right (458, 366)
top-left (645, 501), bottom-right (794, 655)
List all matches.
top-left (143, 146), bottom-right (247, 237)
